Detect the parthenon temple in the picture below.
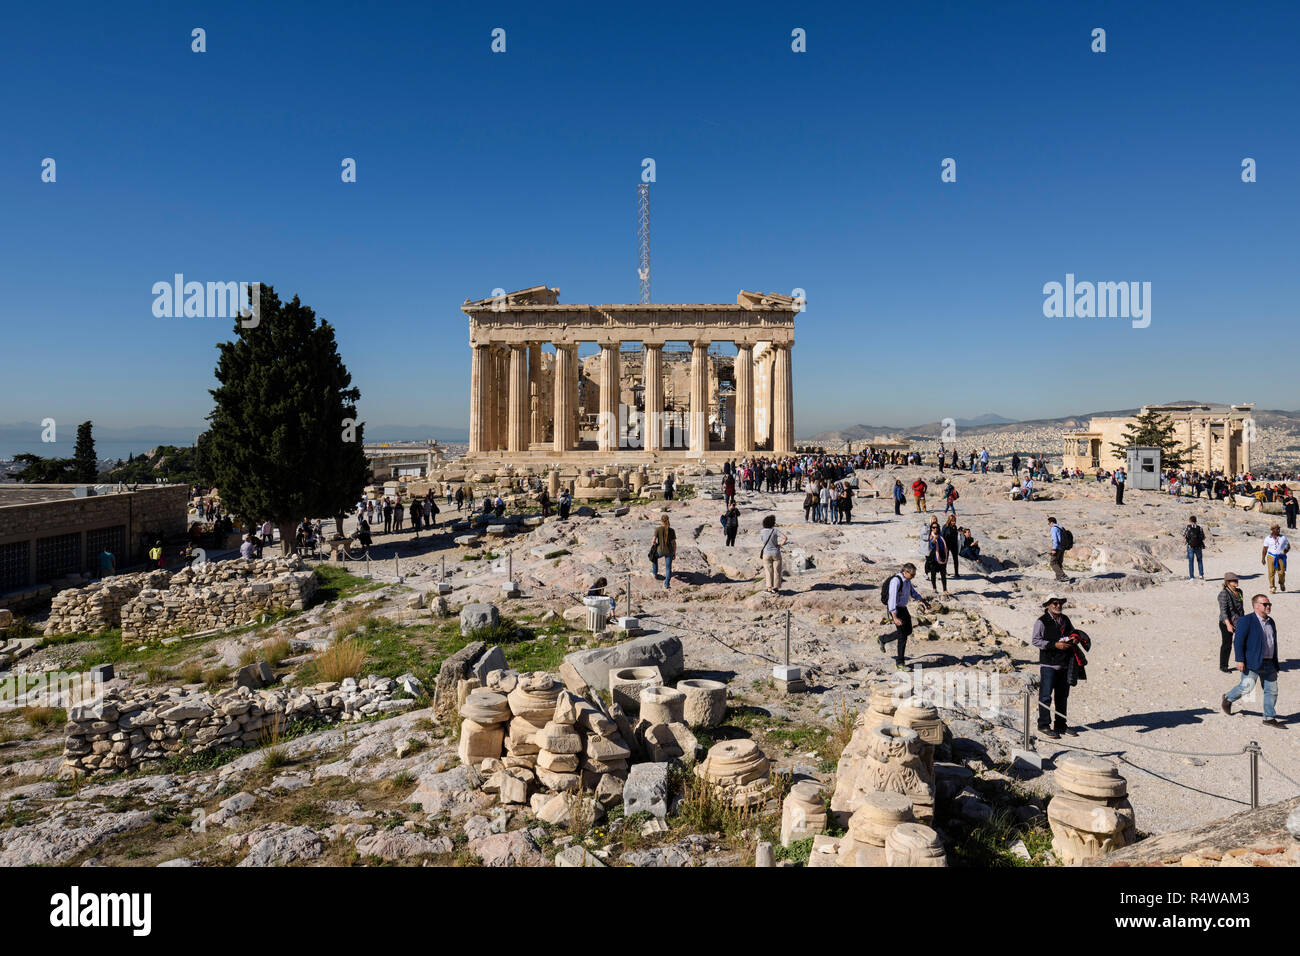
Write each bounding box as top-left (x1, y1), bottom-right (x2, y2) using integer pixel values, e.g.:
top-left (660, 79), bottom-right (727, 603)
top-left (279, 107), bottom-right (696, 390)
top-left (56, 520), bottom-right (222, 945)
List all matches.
top-left (462, 286), bottom-right (797, 463)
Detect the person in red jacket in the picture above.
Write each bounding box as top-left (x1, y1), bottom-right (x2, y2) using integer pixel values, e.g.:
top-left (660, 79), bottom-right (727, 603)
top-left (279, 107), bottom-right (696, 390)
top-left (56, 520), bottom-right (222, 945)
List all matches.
top-left (912, 477), bottom-right (928, 513)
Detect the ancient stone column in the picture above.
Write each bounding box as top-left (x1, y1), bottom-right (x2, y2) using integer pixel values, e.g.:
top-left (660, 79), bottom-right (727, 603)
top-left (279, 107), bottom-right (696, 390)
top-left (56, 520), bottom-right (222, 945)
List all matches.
top-left (885, 822), bottom-right (947, 867)
top-left (486, 347), bottom-right (502, 452)
top-left (569, 346), bottom-right (580, 447)
top-left (469, 344), bottom-right (489, 454)
top-left (734, 343), bottom-right (754, 453)
top-left (507, 345), bottom-right (529, 453)
top-left (644, 344), bottom-right (664, 453)
top-left (690, 341), bottom-right (709, 455)
top-left (552, 344), bottom-right (572, 453)
top-left (773, 343), bottom-right (794, 454)
top-left (598, 342), bottom-right (620, 452)
top-left (529, 343), bottom-right (542, 446)
top-left (1047, 753), bottom-right (1136, 864)
top-left (498, 347), bottom-right (510, 451)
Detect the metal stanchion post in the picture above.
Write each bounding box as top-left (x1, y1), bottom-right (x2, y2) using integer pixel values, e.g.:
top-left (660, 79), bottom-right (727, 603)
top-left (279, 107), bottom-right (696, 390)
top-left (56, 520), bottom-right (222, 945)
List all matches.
top-left (626, 572), bottom-right (632, 618)
top-left (1247, 741), bottom-right (1260, 809)
top-left (1023, 688), bottom-right (1032, 750)
top-left (785, 609), bottom-right (791, 667)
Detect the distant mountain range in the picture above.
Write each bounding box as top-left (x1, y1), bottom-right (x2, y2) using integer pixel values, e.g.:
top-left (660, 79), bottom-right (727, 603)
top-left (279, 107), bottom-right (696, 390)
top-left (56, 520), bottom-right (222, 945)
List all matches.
top-left (807, 404), bottom-right (1300, 443)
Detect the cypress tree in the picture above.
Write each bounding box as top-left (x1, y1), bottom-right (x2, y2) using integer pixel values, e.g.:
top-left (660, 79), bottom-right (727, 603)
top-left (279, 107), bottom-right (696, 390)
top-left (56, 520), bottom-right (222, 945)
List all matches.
top-left (203, 286), bottom-right (369, 553)
top-left (73, 421), bottom-right (98, 482)
top-left (1109, 408), bottom-right (1195, 470)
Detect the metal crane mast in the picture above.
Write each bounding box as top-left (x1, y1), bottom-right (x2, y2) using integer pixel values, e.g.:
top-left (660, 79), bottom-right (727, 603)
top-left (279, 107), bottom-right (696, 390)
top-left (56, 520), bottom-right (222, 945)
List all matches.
top-left (637, 183), bottom-right (651, 304)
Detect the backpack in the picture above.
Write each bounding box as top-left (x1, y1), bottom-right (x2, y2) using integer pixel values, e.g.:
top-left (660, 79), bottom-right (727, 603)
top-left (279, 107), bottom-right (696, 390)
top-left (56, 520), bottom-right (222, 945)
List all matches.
top-left (879, 573), bottom-right (903, 606)
top-left (1059, 528), bottom-right (1074, 550)
top-left (1187, 525), bottom-right (1205, 549)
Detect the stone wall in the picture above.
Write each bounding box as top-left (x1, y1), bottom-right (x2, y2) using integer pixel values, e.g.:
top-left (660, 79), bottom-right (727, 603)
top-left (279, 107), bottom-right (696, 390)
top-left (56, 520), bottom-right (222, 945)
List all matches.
top-left (42, 556), bottom-right (317, 641)
top-left (0, 485), bottom-right (190, 604)
top-left (62, 678), bottom-right (415, 777)
top-left (0, 484), bottom-right (189, 558)
top-left (118, 557), bottom-right (318, 642)
top-left (44, 569), bottom-right (173, 635)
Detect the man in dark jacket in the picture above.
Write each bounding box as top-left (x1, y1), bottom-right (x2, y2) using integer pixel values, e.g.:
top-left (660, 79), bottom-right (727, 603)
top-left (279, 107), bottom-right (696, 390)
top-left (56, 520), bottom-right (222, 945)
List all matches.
top-left (1032, 595), bottom-right (1079, 738)
top-left (1221, 593), bottom-right (1284, 728)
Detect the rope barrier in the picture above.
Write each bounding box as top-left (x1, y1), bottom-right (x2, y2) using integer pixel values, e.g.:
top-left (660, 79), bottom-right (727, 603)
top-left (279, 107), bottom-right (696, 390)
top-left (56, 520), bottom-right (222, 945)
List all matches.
top-left (1257, 752), bottom-right (1300, 792)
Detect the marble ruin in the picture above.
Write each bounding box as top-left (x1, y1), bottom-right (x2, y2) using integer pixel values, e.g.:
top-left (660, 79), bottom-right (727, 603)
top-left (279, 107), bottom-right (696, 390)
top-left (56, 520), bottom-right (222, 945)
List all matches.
top-left (1047, 752), bottom-right (1137, 864)
top-left (462, 286), bottom-right (797, 463)
top-left (44, 557), bottom-right (317, 643)
top-left (695, 738), bottom-right (774, 808)
top-left (1063, 402), bottom-right (1254, 473)
top-left (885, 822), bottom-right (948, 867)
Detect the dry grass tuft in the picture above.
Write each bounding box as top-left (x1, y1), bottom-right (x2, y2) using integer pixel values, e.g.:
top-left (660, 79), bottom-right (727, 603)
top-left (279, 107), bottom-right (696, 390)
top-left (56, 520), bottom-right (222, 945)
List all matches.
top-left (23, 706), bottom-right (65, 730)
top-left (829, 697), bottom-right (858, 757)
top-left (314, 637), bottom-right (366, 683)
top-left (260, 636), bottom-right (292, 668)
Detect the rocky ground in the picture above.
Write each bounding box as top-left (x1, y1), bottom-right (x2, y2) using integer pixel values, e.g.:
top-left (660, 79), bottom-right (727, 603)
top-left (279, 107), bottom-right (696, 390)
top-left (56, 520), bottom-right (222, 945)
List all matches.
top-left (1, 465), bottom-right (1297, 866)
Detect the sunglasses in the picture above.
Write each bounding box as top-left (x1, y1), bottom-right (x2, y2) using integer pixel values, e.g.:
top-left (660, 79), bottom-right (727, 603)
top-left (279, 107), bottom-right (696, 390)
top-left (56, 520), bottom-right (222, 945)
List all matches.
top-left (1259, 602), bottom-right (1272, 607)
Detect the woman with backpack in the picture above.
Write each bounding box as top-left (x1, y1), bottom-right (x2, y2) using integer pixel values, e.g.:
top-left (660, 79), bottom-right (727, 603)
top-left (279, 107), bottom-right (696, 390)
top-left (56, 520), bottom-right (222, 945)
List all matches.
top-left (722, 504), bottom-right (740, 546)
top-left (759, 514), bottom-right (787, 594)
top-left (893, 479), bottom-right (905, 516)
top-left (803, 486), bottom-right (815, 522)
top-left (839, 483), bottom-right (854, 524)
top-left (926, 526), bottom-right (949, 593)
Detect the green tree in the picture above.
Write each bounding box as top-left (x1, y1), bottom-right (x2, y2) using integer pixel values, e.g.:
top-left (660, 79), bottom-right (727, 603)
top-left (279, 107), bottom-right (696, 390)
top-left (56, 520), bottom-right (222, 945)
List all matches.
top-left (13, 453), bottom-right (75, 483)
top-left (202, 286), bottom-right (368, 553)
top-left (73, 421), bottom-right (98, 482)
top-left (1109, 408), bottom-right (1196, 470)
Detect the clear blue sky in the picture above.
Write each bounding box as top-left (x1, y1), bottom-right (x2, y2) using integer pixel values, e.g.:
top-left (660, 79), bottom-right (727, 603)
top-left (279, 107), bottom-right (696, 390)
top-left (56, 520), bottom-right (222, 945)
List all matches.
top-left (1, 0), bottom-right (1296, 439)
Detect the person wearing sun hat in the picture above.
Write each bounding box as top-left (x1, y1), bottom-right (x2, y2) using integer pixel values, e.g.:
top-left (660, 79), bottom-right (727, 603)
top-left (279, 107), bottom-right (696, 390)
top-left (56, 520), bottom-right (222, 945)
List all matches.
top-left (1031, 594), bottom-right (1078, 739)
top-left (1217, 572), bottom-right (1245, 673)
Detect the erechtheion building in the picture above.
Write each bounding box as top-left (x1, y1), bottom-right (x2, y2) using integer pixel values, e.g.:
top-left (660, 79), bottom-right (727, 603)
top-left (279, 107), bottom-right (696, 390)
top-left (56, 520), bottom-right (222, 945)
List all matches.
top-left (1062, 403), bottom-right (1254, 473)
top-left (462, 286), bottom-right (796, 463)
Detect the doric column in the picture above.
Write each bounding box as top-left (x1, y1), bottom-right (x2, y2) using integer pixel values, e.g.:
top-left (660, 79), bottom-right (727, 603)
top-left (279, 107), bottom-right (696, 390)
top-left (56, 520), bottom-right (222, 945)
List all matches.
top-left (507, 344), bottom-right (529, 452)
top-left (643, 344), bottom-right (663, 452)
top-left (469, 344), bottom-right (489, 454)
top-left (529, 343), bottom-right (542, 446)
top-left (734, 343), bottom-right (754, 453)
top-left (484, 347), bottom-right (499, 451)
top-left (690, 341), bottom-right (709, 455)
top-left (773, 344), bottom-right (794, 454)
top-left (598, 342), bottom-right (621, 452)
top-left (553, 344), bottom-right (572, 452)
top-left (569, 347), bottom-right (580, 446)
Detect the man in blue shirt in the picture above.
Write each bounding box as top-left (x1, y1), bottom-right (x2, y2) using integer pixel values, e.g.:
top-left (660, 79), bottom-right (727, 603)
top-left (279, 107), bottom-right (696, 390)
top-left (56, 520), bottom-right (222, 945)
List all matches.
top-left (1114, 468), bottom-right (1126, 505)
top-left (877, 563), bottom-right (932, 672)
top-left (1046, 517), bottom-right (1068, 582)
